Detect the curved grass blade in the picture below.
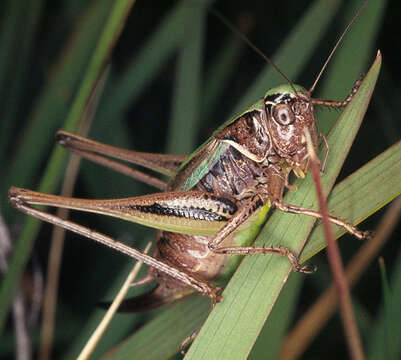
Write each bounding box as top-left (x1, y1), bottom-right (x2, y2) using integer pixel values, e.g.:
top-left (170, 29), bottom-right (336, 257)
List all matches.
top-left (185, 52), bottom-right (381, 360)
top-left (248, 273), bottom-right (304, 360)
top-left (167, 2), bottom-right (206, 154)
top-left (201, 26), bottom-right (247, 123)
top-left (317, 0), bottom-right (387, 135)
top-left (2, 0), bottom-right (114, 204)
top-left (63, 3), bottom-right (207, 358)
top-left (232, 0), bottom-right (340, 114)
top-left (99, 1), bottom-right (370, 357)
top-left (106, 296), bottom-right (210, 360)
top-left (367, 252), bottom-right (401, 360)
top-left (96, 0), bottom-right (215, 129)
top-left (0, 0), bottom-right (392, 358)
top-left (103, 123), bottom-right (400, 360)
top-left (301, 139), bottom-right (401, 262)
top-left (77, 242), bottom-right (151, 360)
top-left (61, 252), bottom-right (151, 360)
top-left (0, 0), bottom-right (45, 169)
top-left (0, 0), bottom-right (137, 335)
top-left (246, 1), bottom-right (388, 354)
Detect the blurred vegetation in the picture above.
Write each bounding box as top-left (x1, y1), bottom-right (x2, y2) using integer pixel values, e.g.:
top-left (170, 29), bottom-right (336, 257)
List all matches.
top-left (0, 0), bottom-right (400, 359)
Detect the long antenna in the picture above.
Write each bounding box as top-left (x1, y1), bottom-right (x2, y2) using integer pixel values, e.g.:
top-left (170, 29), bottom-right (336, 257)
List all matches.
top-left (309, 1), bottom-right (368, 94)
top-left (211, 8), bottom-right (298, 95)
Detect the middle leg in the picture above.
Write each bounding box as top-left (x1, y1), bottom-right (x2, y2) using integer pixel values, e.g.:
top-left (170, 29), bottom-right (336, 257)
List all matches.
top-left (272, 200), bottom-right (372, 240)
top-left (207, 195), bottom-right (316, 274)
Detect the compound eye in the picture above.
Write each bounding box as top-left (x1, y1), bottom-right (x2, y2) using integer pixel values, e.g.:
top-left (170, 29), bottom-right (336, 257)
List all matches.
top-left (273, 104), bottom-right (295, 126)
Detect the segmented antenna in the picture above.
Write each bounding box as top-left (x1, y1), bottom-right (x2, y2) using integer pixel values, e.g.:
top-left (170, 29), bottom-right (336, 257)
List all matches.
top-left (211, 8), bottom-right (298, 96)
top-left (309, 0), bottom-right (368, 94)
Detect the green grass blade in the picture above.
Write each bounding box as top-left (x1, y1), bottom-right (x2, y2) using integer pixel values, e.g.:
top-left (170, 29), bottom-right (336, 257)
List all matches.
top-left (0, 0), bottom-right (24, 99)
top-left (108, 125), bottom-right (400, 360)
top-left (232, 0), bottom-right (340, 115)
top-left (185, 51), bottom-right (381, 360)
top-left (248, 273), bottom-right (304, 360)
top-left (2, 0), bottom-right (114, 215)
top-left (108, 296), bottom-right (210, 360)
top-left (0, 0), bottom-right (137, 335)
top-left (300, 139), bottom-right (401, 262)
top-left (166, 2), bottom-right (206, 154)
top-left (92, 2), bottom-right (385, 357)
top-left (0, 0), bottom-right (393, 358)
top-left (96, 0), bottom-right (215, 129)
top-left (0, 0), bottom-right (45, 167)
top-left (61, 254), bottom-right (150, 360)
top-left (246, 2), bottom-right (388, 354)
top-left (63, 4), bottom-right (208, 356)
top-left (378, 259), bottom-right (393, 359)
top-left (317, 0), bottom-right (387, 135)
top-left (367, 253), bottom-right (401, 360)
top-left (61, 108), bottom-right (154, 355)
top-left (201, 32), bottom-right (245, 123)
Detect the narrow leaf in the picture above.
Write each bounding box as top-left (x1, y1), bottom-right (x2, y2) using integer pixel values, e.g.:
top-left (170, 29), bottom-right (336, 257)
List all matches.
top-left (185, 52), bottom-right (381, 360)
top-left (0, 0), bottom-right (137, 334)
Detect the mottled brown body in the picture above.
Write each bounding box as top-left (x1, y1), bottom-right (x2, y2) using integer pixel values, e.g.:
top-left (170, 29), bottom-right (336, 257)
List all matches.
top-left (9, 80), bottom-right (368, 312)
top-left (142, 89), bottom-right (319, 310)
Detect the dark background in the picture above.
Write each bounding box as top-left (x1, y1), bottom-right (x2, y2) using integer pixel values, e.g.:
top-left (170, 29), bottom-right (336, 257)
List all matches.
top-left (0, 0), bottom-right (400, 359)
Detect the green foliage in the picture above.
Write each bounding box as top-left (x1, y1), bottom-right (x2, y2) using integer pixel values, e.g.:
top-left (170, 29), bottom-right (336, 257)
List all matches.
top-left (0, 0), bottom-right (399, 359)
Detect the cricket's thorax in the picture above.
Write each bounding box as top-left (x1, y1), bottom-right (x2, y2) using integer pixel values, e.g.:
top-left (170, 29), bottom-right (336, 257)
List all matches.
top-left (154, 110), bottom-right (279, 284)
top-left (198, 146), bottom-right (266, 198)
top-left (200, 110), bottom-right (273, 198)
top-left (152, 90), bottom-right (319, 291)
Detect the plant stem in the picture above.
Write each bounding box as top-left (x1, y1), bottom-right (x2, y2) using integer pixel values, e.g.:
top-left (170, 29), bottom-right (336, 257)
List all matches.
top-left (281, 196), bottom-right (401, 359)
top-left (305, 129), bottom-right (365, 360)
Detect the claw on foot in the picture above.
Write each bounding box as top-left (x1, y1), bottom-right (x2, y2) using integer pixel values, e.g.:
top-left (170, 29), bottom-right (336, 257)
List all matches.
top-left (180, 329), bottom-right (200, 355)
top-left (362, 230), bottom-right (375, 240)
top-left (295, 263), bottom-right (317, 274)
top-left (210, 287), bottom-right (223, 309)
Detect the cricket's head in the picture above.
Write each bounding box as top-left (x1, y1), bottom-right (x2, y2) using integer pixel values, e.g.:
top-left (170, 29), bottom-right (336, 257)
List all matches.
top-left (264, 84), bottom-right (318, 178)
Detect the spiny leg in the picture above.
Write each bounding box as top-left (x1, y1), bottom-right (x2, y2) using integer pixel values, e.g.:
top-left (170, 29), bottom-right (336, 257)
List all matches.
top-left (319, 133), bottom-right (329, 173)
top-left (180, 329), bottom-right (200, 355)
top-left (311, 74), bottom-right (364, 108)
top-left (179, 282), bottom-right (222, 354)
top-left (208, 195), bottom-right (264, 250)
top-left (8, 187), bottom-right (237, 237)
top-left (212, 245), bottom-right (316, 274)
top-left (56, 130), bottom-right (188, 190)
top-left (272, 200), bottom-right (372, 240)
top-left (65, 147), bottom-right (168, 190)
top-left (208, 195), bottom-right (315, 274)
top-left (57, 131), bottom-right (187, 175)
top-left (8, 188), bottom-right (221, 302)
